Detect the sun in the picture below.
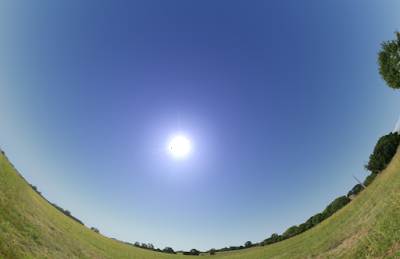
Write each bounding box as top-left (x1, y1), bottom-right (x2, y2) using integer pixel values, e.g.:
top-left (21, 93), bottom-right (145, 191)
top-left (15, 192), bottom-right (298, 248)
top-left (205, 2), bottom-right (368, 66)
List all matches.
top-left (170, 136), bottom-right (190, 156)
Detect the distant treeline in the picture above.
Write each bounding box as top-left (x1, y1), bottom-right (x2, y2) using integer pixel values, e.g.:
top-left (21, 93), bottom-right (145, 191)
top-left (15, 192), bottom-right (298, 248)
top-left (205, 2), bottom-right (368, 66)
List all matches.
top-left (51, 203), bottom-right (84, 225)
top-left (207, 132), bottom-right (400, 254)
top-left (110, 239), bottom-right (177, 254)
top-left (2, 131), bottom-right (399, 256)
top-left (1, 149), bottom-right (29, 185)
top-left (29, 184), bottom-right (85, 226)
top-left (0, 149), bottom-right (86, 227)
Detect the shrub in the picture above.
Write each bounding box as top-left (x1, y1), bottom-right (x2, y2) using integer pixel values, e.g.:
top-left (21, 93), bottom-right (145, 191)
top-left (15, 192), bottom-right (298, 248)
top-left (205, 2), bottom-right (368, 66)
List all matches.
top-left (90, 227), bottom-right (100, 233)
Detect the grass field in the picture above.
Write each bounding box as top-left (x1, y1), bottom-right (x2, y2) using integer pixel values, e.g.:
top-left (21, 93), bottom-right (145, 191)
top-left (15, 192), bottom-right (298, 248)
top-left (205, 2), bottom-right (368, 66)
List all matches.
top-left (1, 146), bottom-right (400, 258)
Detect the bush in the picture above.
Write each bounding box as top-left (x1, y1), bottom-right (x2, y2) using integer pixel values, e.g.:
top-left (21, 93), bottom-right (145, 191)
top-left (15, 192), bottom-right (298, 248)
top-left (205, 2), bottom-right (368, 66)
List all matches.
top-left (90, 227), bottom-right (100, 233)
top-left (347, 184), bottom-right (364, 198)
top-left (364, 172), bottom-right (379, 187)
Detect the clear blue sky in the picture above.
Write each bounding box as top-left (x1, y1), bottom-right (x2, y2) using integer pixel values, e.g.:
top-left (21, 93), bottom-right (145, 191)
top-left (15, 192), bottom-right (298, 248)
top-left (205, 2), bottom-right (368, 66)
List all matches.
top-left (1, 0), bottom-right (400, 252)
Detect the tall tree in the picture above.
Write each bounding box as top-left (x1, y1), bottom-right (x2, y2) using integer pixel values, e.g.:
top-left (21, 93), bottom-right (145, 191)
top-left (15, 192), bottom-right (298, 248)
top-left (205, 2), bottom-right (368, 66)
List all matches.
top-left (377, 30), bottom-right (400, 89)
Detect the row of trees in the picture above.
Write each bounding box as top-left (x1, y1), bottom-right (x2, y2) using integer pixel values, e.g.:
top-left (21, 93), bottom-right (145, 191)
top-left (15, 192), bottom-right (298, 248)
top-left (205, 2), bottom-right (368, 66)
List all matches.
top-left (209, 130), bottom-right (400, 253)
top-left (20, 132), bottom-right (400, 256)
top-left (209, 241), bottom-right (254, 253)
top-left (259, 196), bottom-right (351, 248)
top-left (131, 242), bottom-right (176, 254)
top-left (207, 195), bottom-right (352, 252)
top-left (29, 184), bottom-right (85, 225)
top-left (260, 131), bottom-right (400, 247)
top-left (51, 203), bottom-right (85, 225)
top-left (129, 241), bottom-right (204, 256)
top-left (109, 238), bottom-right (178, 254)
top-left (182, 249), bottom-right (200, 255)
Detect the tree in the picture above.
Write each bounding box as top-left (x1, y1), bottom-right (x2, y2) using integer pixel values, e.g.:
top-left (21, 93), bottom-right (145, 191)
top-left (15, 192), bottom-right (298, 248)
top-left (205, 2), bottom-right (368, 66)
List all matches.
top-left (365, 132), bottom-right (400, 173)
top-left (163, 247), bottom-right (175, 254)
top-left (305, 216), bottom-right (314, 230)
top-left (347, 184), bottom-right (364, 198)
top-left (148, 243), bottom-right (154, 250)
top-left (190, 249), bottom-right (200, 255)
top-left (90, 227), bottom-right (99, 233)
top-left (377, 30), bottom-right (400, 89)
top-left (312, 213), bottom-right (324, 225)
top-left (244, 241), bottom-right (252, 248)
top-left (209, 248), bottom-right (216, 255)
top-left (331, 196), bottom-right (350, 214)
top-left (134, 242), bottom-right (140, 247)
top-left (294, 223), bottom-right (307, 235)
top-left (364, 172), bottom-right (379, 187)
top-left (283, 226), bottom-right (297, 237)
top-left (140, 243), bottom-right (148, 249)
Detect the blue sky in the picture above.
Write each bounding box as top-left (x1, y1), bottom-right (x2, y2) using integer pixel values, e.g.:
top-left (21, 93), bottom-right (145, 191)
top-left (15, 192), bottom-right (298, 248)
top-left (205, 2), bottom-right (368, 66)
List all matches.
top-left (1, 0), bottom-right (400, 252)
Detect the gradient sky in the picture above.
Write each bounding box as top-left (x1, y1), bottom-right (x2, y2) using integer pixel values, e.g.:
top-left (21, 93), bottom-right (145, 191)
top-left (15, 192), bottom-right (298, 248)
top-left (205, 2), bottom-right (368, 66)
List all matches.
top-left (1, 0), bottom-right (400, 252)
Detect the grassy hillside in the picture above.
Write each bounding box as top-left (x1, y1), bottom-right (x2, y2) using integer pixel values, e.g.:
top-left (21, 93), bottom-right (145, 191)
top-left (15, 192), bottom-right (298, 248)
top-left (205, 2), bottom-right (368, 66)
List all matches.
top-left (0, 149), bottom-right (181, 259)
top-left (1, 146), bottom-right (400, 258)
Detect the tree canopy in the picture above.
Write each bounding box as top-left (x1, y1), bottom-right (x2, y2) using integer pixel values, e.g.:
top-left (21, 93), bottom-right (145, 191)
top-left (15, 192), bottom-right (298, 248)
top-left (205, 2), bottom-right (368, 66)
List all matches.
top-left (282, 226), bottom-right (297, 237)
top-left (377, 30), bottom-right (400, 89)
top-left (364, 132), bottom-right (400, 173)
top-left (190, 249), bottom-right (200, 255)
top-left (347, 184), bottom-right (364, 198)
top-left (163, 247), bottom-right (175, 254)
top-left (244, 241), bottom-right (252, 248)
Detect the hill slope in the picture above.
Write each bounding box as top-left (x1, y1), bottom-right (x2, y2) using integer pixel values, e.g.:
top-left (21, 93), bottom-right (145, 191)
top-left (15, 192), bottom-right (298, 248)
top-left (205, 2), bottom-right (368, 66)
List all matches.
top-left (0, 150), bottom-right (180, 259)
top-left (1, 146), bottom-right (400, 258)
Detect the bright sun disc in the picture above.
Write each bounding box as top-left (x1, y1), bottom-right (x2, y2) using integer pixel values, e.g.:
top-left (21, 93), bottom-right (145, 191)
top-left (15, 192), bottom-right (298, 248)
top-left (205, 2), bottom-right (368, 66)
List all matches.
top-left (170, 136), bottom-right (190, 156)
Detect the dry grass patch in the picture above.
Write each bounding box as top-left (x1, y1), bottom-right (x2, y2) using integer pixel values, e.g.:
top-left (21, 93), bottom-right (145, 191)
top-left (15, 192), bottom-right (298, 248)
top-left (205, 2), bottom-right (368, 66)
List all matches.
top-left (336, 228), bottom-right (369, 251)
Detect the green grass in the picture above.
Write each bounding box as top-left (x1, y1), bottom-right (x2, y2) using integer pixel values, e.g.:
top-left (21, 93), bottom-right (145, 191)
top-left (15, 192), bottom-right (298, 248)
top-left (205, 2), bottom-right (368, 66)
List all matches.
top-left (1, 146), bottom-right (400, 258)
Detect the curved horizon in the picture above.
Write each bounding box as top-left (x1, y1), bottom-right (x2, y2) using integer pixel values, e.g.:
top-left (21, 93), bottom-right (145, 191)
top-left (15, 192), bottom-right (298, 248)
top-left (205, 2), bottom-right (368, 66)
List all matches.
top-left (1, 0), bottom-right (400, 251)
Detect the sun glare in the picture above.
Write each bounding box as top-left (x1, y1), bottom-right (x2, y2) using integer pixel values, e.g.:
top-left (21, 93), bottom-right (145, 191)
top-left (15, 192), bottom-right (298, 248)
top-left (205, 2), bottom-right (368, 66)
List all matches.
top-left (170, 136), bottom-right (190, 156)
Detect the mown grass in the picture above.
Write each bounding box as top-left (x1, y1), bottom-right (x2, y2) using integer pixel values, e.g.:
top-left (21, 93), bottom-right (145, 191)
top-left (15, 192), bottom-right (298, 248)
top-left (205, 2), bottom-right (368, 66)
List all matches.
top-left (0, 150), bottom-right (183, 259)
top-left (1, 146), bottom-right (400, 258)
